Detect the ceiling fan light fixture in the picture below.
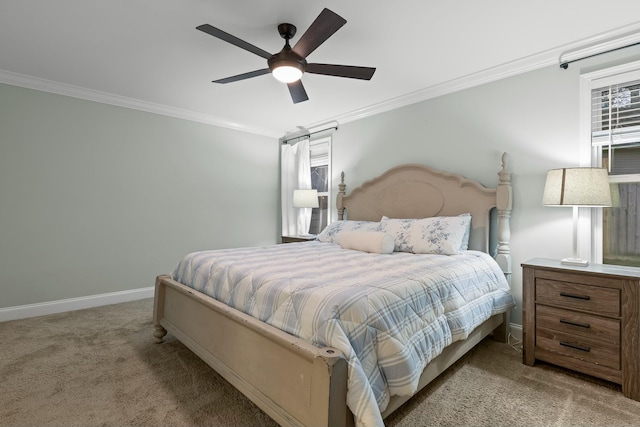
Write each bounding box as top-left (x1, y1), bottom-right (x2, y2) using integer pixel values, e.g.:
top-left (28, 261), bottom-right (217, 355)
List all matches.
top-left (271, 63), bottom-right (303, 83)
top-left (198, 8), bottom-right (375, 103)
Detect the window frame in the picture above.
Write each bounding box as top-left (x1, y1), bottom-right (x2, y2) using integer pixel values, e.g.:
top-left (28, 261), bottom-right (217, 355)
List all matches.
top-left (309, 135), bottom-right (332, 233)
top-left (580, 60), bottom-right (640, 264)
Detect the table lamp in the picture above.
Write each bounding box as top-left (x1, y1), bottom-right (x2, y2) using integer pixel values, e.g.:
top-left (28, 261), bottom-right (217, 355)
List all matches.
top-left (293, 189), bottom-right (319, 209)
top-left (542, 167), bottom-right (612, 266)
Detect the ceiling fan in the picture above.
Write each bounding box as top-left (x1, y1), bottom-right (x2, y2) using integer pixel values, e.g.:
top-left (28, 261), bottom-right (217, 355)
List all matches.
top-left (196, 8), bottom-right (376, 104)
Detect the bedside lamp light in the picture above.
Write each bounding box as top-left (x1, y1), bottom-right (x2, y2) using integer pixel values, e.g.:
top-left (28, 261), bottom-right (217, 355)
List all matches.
top-left (542, 167), bottom-right (612, 266)
top-left (293, 189), bottom-right (319, 209)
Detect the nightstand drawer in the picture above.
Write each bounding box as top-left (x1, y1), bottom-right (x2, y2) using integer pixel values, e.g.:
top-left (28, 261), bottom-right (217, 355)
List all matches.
top-left (536, 278), bottom-right (620, 316)
top-left (536, 305), bottom-right (620, 345)
top-left (536, 327), bottom-right (620, 370)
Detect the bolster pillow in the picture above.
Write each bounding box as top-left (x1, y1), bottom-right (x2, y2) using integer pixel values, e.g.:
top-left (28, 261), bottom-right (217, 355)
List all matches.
top-left (336, 231), bottom-right (395, 254)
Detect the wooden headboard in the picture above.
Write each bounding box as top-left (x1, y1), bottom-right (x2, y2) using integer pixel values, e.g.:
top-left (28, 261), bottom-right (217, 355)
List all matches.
top-left (336, 153), bottom-right (513, 281)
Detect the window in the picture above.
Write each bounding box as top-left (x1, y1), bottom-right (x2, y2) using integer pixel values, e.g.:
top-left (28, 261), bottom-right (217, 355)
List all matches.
top-left (309, 136), bottom-right (331, 234)
top-left (586, 64), bottom-right (640, 266)
top-left (281, 131), bottom-right (333, 237)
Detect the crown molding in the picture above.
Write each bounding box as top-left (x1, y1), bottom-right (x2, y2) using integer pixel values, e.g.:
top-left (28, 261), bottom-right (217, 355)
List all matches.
top-left (559, 23), bottom-right (640, 66)
top-left (307, 21), bottom-right (640, 130)
top-left (306, 51), bottom-right (558, 130)
top-left (0, 69), bottom-right (279, 137)
top-left (4, 20), bottom-right (640, 140)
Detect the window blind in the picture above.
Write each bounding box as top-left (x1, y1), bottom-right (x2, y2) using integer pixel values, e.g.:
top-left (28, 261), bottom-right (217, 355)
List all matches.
top-left (592, 77), bottom-right (640, 175)
top-left (591, 78), bottom-right (640, 146)
top-left (309, 136), bottom-right (330, 167)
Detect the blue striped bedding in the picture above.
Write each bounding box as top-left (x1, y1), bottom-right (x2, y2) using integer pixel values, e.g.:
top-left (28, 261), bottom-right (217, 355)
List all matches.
top-left (172, 241), bottom-right (515, 427)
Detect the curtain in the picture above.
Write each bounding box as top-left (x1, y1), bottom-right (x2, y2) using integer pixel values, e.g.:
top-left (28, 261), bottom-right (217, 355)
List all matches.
top-left (281, 138), bottom-right (312, 236)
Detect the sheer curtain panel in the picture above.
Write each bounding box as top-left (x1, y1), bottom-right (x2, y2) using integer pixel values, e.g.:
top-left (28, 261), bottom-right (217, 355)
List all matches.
top-left (281, 139), bottom-right (312, 236)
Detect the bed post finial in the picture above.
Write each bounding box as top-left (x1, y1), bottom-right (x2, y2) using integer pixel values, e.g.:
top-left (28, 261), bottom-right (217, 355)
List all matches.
top-left (496, 152), bottom-right (512, 284)
top-left (337, 172), bottom-right (346, 220)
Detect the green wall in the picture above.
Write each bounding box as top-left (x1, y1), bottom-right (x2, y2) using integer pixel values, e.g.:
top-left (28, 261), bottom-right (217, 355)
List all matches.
top-left (0, 84), bottom-right (278, 308)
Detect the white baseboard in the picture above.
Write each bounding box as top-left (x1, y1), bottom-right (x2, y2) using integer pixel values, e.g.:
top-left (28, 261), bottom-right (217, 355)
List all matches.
top-left (0, 287), bottom-right (155, 322)
top-left (509, 322), bottom-right (523, 341)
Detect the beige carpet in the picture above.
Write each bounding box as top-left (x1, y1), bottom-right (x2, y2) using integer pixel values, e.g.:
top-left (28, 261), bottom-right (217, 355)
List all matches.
top-left (1, 298), bottom-right (639, 427)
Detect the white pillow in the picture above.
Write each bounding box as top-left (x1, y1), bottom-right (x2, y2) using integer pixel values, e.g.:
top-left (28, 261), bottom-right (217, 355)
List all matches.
top-left (316, 220), bottom-right (381, 243)
top-left (380, 215), bottom-right (471, 255)
top-left (337, 231), bottom-right (395, 254)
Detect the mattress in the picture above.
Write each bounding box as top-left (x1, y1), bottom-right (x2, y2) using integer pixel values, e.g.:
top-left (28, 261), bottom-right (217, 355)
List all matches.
top-left (172, 241), bottom-right (515, 427)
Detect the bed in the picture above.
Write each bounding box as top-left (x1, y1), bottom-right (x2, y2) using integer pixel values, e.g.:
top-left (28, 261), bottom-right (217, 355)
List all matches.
top-left (153, 153), bottom-right (514, 427)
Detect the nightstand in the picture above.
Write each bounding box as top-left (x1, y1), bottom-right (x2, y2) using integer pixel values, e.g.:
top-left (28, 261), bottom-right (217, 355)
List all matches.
top-left (281, 235), bottom-right (316, 244)
top-left (522, 258), bottom-right (640, 401)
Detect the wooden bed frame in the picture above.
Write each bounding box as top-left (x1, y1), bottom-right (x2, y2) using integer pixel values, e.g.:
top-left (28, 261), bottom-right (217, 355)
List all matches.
top-left (153, 153), bottom-right (513, 427)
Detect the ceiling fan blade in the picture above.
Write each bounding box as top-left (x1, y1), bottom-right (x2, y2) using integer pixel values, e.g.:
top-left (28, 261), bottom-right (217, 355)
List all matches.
top-left (197, 24), bottom-right (272, 60)
top-left (306, 63), bottom-right (376, 80)
top-left (287, 80), bottom-right (309, 103)
top-left (213, 69), bottom-right (270, 84)
top-left (291, 8), bottom-right (346, 59)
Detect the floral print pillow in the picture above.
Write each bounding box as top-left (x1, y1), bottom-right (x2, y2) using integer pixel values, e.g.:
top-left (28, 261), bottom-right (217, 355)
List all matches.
top-left (316, 220), bottom-right (382, 243)
top-left (380, 214), bottom-right (471, 255)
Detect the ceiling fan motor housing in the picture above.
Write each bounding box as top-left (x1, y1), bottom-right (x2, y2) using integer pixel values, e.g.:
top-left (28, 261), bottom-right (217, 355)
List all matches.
top-left (269, 23), bottom-right (306, 75)
top-left (268, 50), bottom-right (307, 74)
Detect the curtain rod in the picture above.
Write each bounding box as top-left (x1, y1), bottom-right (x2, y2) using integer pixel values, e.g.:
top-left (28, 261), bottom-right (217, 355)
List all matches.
top-left (560, 41), bottom-right (640, 69)
top-left (281, 121), bottom-right (339, 144)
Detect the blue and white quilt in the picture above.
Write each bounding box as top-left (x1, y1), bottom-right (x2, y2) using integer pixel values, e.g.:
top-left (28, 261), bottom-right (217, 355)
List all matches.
top-left (172, 241), bottom-right (515, 427)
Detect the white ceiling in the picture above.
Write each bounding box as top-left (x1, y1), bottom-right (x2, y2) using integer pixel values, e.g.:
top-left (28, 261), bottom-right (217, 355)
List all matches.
top-left (2, 1), bottom-right (640, 137)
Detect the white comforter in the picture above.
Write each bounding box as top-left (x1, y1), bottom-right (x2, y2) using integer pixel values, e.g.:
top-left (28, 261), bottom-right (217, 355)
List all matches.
top-left (172, 241), bottom-right (514, 427)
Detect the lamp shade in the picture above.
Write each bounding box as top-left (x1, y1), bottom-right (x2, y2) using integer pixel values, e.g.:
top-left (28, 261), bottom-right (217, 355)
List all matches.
top-left (542, 168), bottom-right (612, 207)
top-left (293, 189), bottom-right (319, 208)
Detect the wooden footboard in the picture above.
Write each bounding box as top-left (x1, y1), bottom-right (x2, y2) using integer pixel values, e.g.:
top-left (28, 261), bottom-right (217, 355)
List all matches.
top-left (153, 275), bottom-right (353, 427)
top-left (154, 275), bottom-right (509, 427)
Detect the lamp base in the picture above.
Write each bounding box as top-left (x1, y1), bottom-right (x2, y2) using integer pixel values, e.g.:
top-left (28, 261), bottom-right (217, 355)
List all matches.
top-left (561, 257), bottom-right (589, 267)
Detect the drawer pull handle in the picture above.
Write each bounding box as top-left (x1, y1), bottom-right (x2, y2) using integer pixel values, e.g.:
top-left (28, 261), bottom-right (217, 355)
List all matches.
top-left (559, 319), bottom-right (591, 329)
top-left (559, 292), bottom-right (591, 301)
top-left (560, 341), bottom-right (591, 352)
